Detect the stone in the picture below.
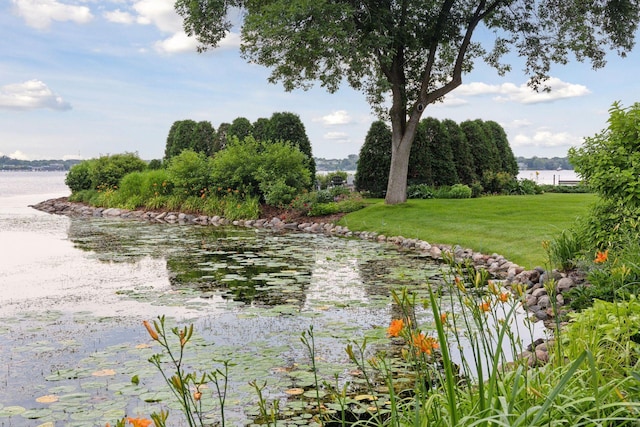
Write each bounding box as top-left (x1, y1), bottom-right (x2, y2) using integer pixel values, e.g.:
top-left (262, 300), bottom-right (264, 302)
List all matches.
top-left (531, 287), bottom-right (547, 298)
top-left (430, 246), bottom-right (442, 259)
top-left (556, 277), bottom-right (575, 293)
top-left (537, 295), bottom-right (551, 309)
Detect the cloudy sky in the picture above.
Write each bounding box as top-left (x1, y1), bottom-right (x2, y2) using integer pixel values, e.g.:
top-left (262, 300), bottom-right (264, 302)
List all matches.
top-left (1, 0), bottom-right (639, 161)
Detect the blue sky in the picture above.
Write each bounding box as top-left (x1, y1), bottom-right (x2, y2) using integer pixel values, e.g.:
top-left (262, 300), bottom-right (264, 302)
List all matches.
top-left (1, 0), bottom-right (639, 162)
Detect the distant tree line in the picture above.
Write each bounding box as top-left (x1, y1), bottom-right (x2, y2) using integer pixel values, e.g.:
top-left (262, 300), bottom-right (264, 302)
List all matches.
top-left (163, 112), bottom-right (315, 179)
top-left (315, 155), bottom-right (359, 172)
top-left (517, 156), bottom-right (573, 171)
top-left (355, 118), bottom-right (519, 197)
top-left (0, 156), bottom-right (81, 171)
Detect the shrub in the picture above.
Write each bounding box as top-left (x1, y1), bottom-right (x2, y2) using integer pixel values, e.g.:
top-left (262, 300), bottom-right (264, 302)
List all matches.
top-left (448, 184), bottom-right (472, 199)
top-left (569, 102), bottom-right (640, 248)
top-left (88, 153), bottom-right (147, 189)
top-left (211, 137), bottom-right (311, 206)
top-left (167, 150), bottom-right (212, 197)
top-left (65, 160), bottom-right (95, 193)
top-left (407, 184), bottom-right (434, 199)
top-left (315, 189), bottom-right (334, 204)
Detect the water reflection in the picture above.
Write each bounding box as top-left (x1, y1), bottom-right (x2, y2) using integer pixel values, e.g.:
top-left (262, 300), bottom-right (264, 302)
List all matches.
top-left (66, 217), bottom-right (444, 308)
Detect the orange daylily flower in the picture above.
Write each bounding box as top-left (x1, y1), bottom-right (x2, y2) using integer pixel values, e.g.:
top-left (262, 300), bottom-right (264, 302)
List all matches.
top-left (594, 249), bottom-right (609, 263)
top-left (440, 312), bottom-right (448, 324)
top-left (143, 320), bottom-right (159, 341)
top-left (479, 301), bottom-right (491, 312)
top-left (412, 332), bottom-right (439, 355)
top-left (126, 417), bottom-right (153, 427)
top-left (387, 319), bottom-right (404, 337)
top-left (499, 292), bottom-right (510, 303)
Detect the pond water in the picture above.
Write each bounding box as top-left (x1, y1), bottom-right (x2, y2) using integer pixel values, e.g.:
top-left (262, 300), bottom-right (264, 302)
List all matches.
top-left (0, 172), bottom-right (542, 426)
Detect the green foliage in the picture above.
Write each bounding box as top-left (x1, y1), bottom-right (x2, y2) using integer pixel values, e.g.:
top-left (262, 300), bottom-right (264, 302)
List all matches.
top-left (88, 153), bottom-right (147, 190)
top-left (210, 136), bottom-right (311, 206)
top-left (316, 171), bottom-right (348, 190)
top-left (407, 183), bottom-right (434, 199)
top-left (443, 119), bottom-right (476, 185)
top-left (544, 230), bottom-right (584, 272)
top-left (447, 184), bottom-right (472, 199)
top-left (227, 117), bottom-right (253, 141)
top-left (539, 183), bottom-right (591, 193)
top-left (165, 120), bottom-right (217, 160)
top-left (355, 121), bottom-right (391, 197)
top-left (485, 120), bottom-right (519, 176)
top-left (567, 236), bottom-right (640, 310)
top-left (148, 159), bottom-right (163, 170)
top-left (167, 150), bottom-right (212, 197)
top-left (562, 298), bottom-right (640, 379)
top-left (65, 160), bottom-right (95, 192)
top-left (512, 179), bottom-right (543, 195)
top-left (482, 170), bottom-right (517, 194)
top-left (569, 102), bottom-right (640, 248)
top-left (307, 193), bottom-right (365, 216)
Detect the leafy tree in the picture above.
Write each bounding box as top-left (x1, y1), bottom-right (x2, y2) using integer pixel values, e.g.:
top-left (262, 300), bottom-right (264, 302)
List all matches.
top-left (267, 112), bottom-right (316, 180)
top-left (569, 102), bottom-right (640, 248)
top-left (484, 120), bottom-right (518, 176)
top-left (176, 0), bottom-right (640, 204)
top-left (442, 119), bottom-right (476, 185)
top-left (355, 121), bottom-right (391, 197)
top-left (227, 117), bottom-right (253, 141)
top-left (252, 117), bottom-right (271, 141)
top-left (164, 120), bottom-right (197, 161)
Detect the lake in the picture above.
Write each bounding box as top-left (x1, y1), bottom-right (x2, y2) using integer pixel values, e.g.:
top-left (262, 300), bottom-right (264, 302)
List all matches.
top-left (0, 172), bottom-right (542, 426)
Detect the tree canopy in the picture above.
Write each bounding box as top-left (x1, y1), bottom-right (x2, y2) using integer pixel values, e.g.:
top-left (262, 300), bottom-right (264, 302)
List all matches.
top-left (176, 0), bottom-right (640, 203)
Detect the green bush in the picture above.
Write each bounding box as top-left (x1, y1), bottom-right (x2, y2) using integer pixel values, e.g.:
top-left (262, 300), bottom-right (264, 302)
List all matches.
top-left (448, 184), bottom-right (472, 199)
top-left (211, 136), bottom-right (311, 206)
top-left (88, 153), bottom-right (147, 189)
top-left (315, 189), bottom-right (334, 204)
top-left (65, 160), bottom-right (95, 193)
top-left (167, 150), bottom-right (212, 197)
top-left (407, 184), bottom-right (434, 199)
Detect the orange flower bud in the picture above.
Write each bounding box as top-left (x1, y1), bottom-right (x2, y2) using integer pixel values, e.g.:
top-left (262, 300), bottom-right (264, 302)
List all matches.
top-left (143, 320), bottom-right (159, 341)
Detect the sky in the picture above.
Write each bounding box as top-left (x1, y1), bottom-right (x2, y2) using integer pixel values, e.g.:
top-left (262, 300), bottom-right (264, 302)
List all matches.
top-left (1, 0), bottom-right (640, 162)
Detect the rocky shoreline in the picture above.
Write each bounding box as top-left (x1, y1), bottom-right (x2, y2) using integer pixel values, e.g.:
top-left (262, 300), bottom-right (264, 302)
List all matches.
top-left (32, 197), bottom-right (584, 366)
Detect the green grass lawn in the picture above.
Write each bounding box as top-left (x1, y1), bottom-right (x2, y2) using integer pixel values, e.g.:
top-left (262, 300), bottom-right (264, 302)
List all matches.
top-left (339, 193), bottom-right (596, 269)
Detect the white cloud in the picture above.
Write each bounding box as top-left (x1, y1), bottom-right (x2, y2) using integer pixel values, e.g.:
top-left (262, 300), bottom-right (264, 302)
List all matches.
top-left (507, 119), bottom-right (533, 129)
top-left (324, 132), bottom-right (351, 143)
top-left (456, 77), bottom-right (590, 104)
top-left (103, 9), bottom-right (134, 24)
top-left (154, 32), bottom-right (198, 54)
top-left (512, 130), bottom-right (580, 149)
top-left (133, 0), bottom-right (182, 33)
top-left (0, 80), bottom-right (72, 111)
top-left (315, 110), bottom-right (353, 126)
top-left (437, 95), bottom-right (469, 107)
top-left (12, 0), bottom-right (93, 30)
top-left (8, 150), bottom-right (30, 161)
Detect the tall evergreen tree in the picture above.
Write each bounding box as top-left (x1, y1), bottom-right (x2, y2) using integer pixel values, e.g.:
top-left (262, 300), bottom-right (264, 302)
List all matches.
top-left (461, 119), bottom-right (496, 179)
top-left (193, 121), bottom-right (217, 157)
top-left (423, 117), bottom-right (458, 186)
top-left (267, 112), bottom-right (316, 180)
top-left (442, 119), bottom-right (476, 185)
top-left (484, 121), bottom-right (518, 175)
top-left (408, 119), bottom-right (432, 186)
top-left (164, 120), bottom-right (198, 161)
top-left (355, 121), bottom-right (391, 197)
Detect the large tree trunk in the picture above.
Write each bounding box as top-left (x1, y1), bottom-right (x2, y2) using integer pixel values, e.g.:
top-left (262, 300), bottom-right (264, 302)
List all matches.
top-left (384, 119), bottom-right (420, 204)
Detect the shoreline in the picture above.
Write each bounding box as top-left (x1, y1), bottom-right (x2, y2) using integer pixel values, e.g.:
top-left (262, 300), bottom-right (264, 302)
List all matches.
top-left (32, 197), bottom-right (584, 366)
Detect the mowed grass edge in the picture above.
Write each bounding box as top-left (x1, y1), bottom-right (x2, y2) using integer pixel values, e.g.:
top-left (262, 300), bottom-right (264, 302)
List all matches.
top-left (339, 193), bottom-right (596, 269)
